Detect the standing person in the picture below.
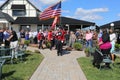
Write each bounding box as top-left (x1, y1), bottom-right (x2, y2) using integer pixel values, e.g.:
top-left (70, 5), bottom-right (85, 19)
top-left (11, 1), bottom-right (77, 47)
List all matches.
top-left (20, 29), bottom-right (25, 47)
top-left (33, 31), bottom-right (38, 44)
top-left (56, 28), bottom-right (64, 56)
top-left (69, 31), bottom-right (76, 48)
top-left (75, 29), bottom-right (80, 39)
top-left (61, 28), bottom-right (66, 45)
top-left (3, 27), bottom-right (10, 47)
top-left (85, 30), bottom-right (93, 48)
top-left (97, 29), bottom-right (103, 42)
top-left (37, 30), bottom-right (44, 49)
top-left (25, 31), bottom-right (29, 40)
top-left (48, 30), bottom-right (54, 50)
top-left (92, 30), bottom-right (98, 47)
top-left (29, 30), bottom-right (33, 44)
top-left (117, 31), bottom-right (120, 44)
top-left (7, 30), bottom-right (18, 58)
top-left (65, 30), bottom-right (70, 46)
top-left (0, 28), bottom-right (4, 45)
top-left (109, 29), bottom-right (117, 63)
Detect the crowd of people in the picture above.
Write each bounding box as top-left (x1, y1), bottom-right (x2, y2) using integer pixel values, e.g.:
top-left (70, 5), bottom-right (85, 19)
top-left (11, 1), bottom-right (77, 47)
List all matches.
top-left (0, 27), bottom-right (18, 58)
top-left (0, 27), bottom-right (120, 58)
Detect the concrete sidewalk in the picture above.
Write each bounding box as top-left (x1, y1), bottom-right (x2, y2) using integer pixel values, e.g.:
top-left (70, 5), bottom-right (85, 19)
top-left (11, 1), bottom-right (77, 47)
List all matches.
top-left (29, 47), bottom-right (87, 80)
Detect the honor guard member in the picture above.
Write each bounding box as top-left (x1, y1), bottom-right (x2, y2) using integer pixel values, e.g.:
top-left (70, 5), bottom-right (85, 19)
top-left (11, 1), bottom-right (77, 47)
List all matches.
top-left (56, 27), bottom-right (64, 56)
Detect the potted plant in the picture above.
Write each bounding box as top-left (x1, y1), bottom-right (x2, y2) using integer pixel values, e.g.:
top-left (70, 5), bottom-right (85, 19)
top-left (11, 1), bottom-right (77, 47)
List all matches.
top-left (84, 48), bottom-right (90, 57)
top-left (46, 41), bottom-right (51, 48)
top-left (84, 47), bottom-right (96, 57)
top-left (73, 42), bottom-right (83, 51)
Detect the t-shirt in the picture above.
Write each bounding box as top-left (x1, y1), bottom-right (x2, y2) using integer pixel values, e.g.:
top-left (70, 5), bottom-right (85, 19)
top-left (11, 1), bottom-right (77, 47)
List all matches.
top-left (10, 31), bottom-right (18, 41)
top-left (102, 33), bottom-right (110, 43)
top-left (20, 32), bottom-right (25, 38)
top-left (110, 33), bottom-right (116, 43)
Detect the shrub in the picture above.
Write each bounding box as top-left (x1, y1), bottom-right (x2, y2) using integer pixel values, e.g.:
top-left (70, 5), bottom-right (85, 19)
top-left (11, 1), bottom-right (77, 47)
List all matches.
top-left (84, 47), bottom-right (96, 57)
top-left (84, 48), bottom-right (90, 57)
top-left (115, 43), bottom-right (120, 49)
top-left (46, 41), bottom-right (51, 48)
top-left (24, 40), bottom-right (30, 46)
top-left (73, 42), bottom-right (83, 50)
top-left (115, 43), bottom-right (120, 51)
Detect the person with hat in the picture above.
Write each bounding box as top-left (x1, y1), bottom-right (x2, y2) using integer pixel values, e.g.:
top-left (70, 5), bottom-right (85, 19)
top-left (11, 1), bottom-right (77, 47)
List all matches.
top-left (56, 27), bottom-right (65, 56)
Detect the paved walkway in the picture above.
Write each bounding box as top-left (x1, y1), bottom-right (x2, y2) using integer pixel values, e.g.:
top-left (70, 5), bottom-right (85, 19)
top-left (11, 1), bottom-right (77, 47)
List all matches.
top-left (29, 47), bottom-right (87, 80)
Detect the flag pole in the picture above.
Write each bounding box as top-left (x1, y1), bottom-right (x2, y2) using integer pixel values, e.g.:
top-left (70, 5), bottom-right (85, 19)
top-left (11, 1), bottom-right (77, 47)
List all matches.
top-left (59, 0), bottom-right (62, 28)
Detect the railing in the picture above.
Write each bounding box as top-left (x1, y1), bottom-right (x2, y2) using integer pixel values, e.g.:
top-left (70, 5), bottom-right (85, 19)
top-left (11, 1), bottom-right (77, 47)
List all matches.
top-left (0, 47), bottom-right (13, 64)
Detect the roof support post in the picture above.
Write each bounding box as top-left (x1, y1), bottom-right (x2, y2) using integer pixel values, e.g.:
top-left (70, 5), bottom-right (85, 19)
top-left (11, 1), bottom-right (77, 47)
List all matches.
top-left (42, 24), bottom-right (44, 31)
top-left (81, 25), bottom-right (83, 30)
top-left (65, 24), bottom-right (69, 31)
top-left (68, 24), bottom-right (70, 31)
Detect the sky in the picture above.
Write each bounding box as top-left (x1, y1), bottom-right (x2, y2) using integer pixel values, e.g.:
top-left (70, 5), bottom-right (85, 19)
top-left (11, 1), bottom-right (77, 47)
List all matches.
top-left (0, 0), bottom-right (120, 26)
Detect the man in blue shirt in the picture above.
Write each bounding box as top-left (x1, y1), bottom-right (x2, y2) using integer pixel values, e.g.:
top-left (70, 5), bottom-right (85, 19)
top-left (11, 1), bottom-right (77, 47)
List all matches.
top-left (3, 28), bottom-right (10, 47)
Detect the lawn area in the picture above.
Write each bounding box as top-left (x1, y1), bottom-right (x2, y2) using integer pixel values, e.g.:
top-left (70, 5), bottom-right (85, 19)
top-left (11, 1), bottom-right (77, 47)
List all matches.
top-left (77, 56), bottom-right (120, 80)
top-left (2, 50), bottom-right (44, 80)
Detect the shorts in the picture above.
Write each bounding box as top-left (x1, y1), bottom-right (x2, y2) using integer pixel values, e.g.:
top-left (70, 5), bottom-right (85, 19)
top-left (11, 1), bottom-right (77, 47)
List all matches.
top-left (110, 41), bottom-right (115, 54)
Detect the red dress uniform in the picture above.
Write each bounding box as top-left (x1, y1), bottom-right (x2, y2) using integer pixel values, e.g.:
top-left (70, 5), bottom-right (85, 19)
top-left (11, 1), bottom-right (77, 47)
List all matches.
top-left (48, 31), bottom-right (53, 41)
top-left (61, 30), bottom-right (66, 42)
top-left (37, 32), bottom-right (42, 41)
top-left (56, 31), bottom-right (63, 56)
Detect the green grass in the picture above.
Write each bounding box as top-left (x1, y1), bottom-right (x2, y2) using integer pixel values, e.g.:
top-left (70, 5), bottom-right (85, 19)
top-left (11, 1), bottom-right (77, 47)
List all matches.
top-left (2, 51), bottom-right (44, 80)
top-left (77, 57), bottom-right (120, 80)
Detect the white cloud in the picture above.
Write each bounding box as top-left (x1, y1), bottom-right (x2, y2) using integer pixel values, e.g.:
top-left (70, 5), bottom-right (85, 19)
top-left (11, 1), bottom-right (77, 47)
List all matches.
top-left (65, 15), bottom-right (76, 19)
top-left (118, 13), bottom-right (120, 17)
top-left (62, 10), bottom-right (70, 13)
top-left (81, 15), bottom-right (103, 20)
top-left (38, 0), bottom-right (65, 5)
top-left (37, 0), bottom-right (66, 10)
top-left (74, 8), bottom-right (109, 21)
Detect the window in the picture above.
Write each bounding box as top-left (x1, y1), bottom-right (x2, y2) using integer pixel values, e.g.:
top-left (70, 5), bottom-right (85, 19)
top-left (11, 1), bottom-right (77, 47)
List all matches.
top-left (12, 10), bottom-right (26, 16)
top-left (11, 5), bottom-right (26, 16)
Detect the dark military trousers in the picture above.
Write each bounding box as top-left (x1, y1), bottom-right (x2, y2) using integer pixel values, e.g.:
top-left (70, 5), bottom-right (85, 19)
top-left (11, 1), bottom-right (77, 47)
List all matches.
top-left (57, 40), bottom-right (63, 56)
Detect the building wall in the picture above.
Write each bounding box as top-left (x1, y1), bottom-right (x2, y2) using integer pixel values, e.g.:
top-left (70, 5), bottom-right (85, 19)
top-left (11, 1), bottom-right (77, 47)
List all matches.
top-left (12, 24), bottom-right (19, 32)
top-left (1, 0), bottom-right (40, 32)
top-left (30, 24), bottom-right (37, 32)
top-left (0, 19), bottom-right (9, 28)
top-left (12, 24), bottom-right (37, 32)
top-left (2, 0), bottom-right (38, 20)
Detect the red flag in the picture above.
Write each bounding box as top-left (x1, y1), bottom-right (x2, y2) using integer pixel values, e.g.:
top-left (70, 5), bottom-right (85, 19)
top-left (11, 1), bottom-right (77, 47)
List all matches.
top-left (51, 16), bottom-right (58, 29)
top-left (39, 1), bottom-right (61, 20)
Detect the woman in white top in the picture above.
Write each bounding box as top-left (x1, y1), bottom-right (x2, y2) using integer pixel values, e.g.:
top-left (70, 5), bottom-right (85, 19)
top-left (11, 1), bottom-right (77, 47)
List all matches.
top-left (109, 29), bottom-right (117, 62)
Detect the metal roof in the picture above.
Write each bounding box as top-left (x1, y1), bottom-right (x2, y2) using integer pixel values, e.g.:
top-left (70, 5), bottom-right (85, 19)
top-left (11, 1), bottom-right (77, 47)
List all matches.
top-left (0, 11), bottom-right (14, 22)
top-left (13, 16), bottom-right (95, 28)
top-left (100, 20), bottom-right (120, 29)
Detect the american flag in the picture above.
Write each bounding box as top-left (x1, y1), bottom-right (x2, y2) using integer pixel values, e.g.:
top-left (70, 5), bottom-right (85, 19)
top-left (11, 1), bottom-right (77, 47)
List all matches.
top-left (39, 1), bottom-right (61, 20)
top-left (51, 16), bottom-right (58, 29)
